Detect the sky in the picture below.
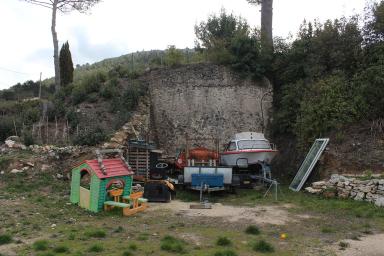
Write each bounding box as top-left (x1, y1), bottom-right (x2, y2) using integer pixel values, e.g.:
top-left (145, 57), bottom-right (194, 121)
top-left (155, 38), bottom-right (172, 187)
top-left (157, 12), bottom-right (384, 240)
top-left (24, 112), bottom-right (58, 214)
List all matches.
top-left (0, 0), bottom-right (372, 89)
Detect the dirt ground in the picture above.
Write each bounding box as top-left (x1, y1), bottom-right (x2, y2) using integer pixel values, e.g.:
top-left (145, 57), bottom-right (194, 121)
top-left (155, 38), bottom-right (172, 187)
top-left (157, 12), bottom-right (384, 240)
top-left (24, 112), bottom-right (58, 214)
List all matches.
top-left (148, 200), bottom-right (308, 225)
top-left (334, 234), bottom-right (384, 256)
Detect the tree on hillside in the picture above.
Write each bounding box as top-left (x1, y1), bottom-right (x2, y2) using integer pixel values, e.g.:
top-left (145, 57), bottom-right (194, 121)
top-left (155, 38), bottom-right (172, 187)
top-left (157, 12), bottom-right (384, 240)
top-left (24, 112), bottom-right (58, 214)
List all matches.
top-left (22, 0), bottom-right (102, 93)
top-left (59, 41), bottom-right (74, 86)
top-left (247, 0), bottom-right (274, 54)
top-left (195, 10), bottom-right (264, 79)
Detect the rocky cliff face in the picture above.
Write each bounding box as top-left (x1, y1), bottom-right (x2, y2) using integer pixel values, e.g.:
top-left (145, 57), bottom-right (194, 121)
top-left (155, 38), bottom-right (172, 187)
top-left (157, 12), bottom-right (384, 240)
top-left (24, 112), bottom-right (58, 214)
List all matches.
top-left (141, 64), bottom-right (273, 155)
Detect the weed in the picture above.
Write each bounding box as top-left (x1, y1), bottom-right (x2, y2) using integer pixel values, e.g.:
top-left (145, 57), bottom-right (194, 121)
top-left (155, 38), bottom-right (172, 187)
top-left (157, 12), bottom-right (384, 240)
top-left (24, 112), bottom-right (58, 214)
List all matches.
top-left (252, 240), bottom-right (274, 253)
top-left (128, 243), bottom-right (137, 250)
top-left (122, 251), bottom-right (133, 256)
top-left (36, 253), bottom-right (55, 256)
top-left (216, 236), bottom-right (232, 246)
top-left (245, 225), bottom-right (260, 235)
top-left (33, 240), bottom-right (49, 251)
top-left (0, 234), bottom-right (12, 245)
top-left (214, 249), bottom-right (238, 256)
top-left (114, 226), bottom-right (124, 233)
top-left (321, 226), bottom-right (335, 233)
top-left (85, 229), bottom-right (106, 238)
top-left (68, 233), bottom-right (75, 240)
top-left (160, 235), bottom-right (187, 253)
top-left (137, 233), bottom-right (149, 241)
top-left (339, 241), bottom-right (349, 250)
top-left (53, 245), bottom-right (70, 253)
top-left (88, 244), bottom-right (104, 252)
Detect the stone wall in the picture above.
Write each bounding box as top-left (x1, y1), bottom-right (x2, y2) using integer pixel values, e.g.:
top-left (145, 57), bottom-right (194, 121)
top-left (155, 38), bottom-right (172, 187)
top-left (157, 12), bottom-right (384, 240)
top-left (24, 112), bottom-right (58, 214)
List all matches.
top-left (142, 64), bottom-right (273, 155)
top-left (305, 174), bottom-right (384, 207)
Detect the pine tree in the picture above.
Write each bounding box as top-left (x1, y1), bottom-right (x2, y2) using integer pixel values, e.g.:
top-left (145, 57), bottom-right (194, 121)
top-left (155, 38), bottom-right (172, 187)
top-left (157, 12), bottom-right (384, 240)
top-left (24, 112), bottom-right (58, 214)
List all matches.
top-left (59, 41), bottom-right (74, 87)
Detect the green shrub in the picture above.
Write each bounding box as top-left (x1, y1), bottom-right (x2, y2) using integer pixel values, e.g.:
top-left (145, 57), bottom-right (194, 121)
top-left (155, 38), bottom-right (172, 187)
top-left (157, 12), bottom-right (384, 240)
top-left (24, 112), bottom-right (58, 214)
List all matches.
top-left (216, 236), bottom-right (231, 246)
top-left (85, 229), bottom-right (106, 238)
top-left (33, 240), bottom-right (49, 251)
top-left (87, 92), bottom-right (99, 103)
top-left (252, 240), bottom-right (274, 253)
top-left (128, 243), bottom-right (137, 250)
top-left (71, 84), bottom-right (87, 104)
top-left (122, 251), bottom-right (133, 256)
top-left (160, 235), bottom-right (187, 253)
top-left (73, 126), bottom-right (106, 146)
top-left (88, 244), bottom-right (104, 252)
top-left (53, 245), bottom-right (69, 253)
top-left (0, 234), bottom-right (12, 245)
top-left (23, 131), bottom-right (34, 146)
top-left (245, 225), bottom-right (260, 235)
top-left (214, 249), bottom-right (238, 256)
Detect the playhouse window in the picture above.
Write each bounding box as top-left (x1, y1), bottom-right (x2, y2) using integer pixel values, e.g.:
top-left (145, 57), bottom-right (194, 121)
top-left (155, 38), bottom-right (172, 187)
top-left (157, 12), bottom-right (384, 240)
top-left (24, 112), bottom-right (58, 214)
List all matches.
top-left (80, 170), bottom-right (91, 190)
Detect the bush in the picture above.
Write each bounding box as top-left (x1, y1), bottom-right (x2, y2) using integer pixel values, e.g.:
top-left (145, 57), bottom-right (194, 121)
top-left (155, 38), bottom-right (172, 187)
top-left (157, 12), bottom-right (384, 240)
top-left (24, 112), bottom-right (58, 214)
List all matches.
top-left (0, 117), bottom-right (14, 142)
top-left (71, 84), bottom-right (87, 104)
top-left (252, 240), bottom-right (274, 253)
top-left (73, 126), bottom-right (106, 146)
top-left (33, 240), bottom-right (49, 251)
top-left (160, 235), bottom-right (187, 253)
top-left (128, 243), bottom-right (137, 250)
top-left (0, 234), bottom-right (12, 245)
top-left (88, 244), bottom-right (104, 252)
top-left (245, 225), bottom-right (260, 235)
top-left (216, 236), bottom-right (231, 246)
top-left (165, 45), bottom-right (184, 67)
top-left (85, 229), bottom-right (106, 238)
top-left (100, 79), bottom-right (119, 99)
top-left (53, 245), bottom-right (69, 253)
top-left (214, 249), bottom-right (238, 256)
top-left (23, 131), bottom-right (34, 146)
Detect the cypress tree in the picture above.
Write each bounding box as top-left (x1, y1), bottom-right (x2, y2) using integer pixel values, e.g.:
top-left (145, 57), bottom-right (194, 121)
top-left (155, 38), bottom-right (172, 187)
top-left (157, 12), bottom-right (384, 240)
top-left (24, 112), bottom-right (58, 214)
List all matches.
top-left (59, 41), bottom-right (74, 87)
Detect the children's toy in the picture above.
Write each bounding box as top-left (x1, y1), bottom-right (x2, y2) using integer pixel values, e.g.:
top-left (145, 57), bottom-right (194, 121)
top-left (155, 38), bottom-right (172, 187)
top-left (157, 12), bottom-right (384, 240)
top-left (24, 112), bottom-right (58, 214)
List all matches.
top-left (70, 149), bottom-right (148, 215)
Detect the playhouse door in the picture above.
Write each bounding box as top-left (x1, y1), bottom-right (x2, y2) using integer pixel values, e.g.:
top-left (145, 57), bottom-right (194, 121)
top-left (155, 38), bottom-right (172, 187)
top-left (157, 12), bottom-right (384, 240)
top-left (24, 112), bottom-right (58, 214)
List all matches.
top-left (79, 186), bottom-right (90, 209)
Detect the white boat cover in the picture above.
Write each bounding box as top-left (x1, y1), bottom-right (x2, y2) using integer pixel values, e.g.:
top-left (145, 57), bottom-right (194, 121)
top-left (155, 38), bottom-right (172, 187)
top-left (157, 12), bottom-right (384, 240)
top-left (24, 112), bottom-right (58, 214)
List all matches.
top-left (233, 132), bottom-right (265, 141)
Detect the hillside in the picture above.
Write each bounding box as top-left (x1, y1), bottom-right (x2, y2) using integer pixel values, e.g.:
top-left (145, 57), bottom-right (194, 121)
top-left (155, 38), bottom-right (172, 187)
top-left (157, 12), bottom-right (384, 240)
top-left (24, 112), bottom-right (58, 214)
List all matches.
top-left (0, 2), bottom-right (383, 181)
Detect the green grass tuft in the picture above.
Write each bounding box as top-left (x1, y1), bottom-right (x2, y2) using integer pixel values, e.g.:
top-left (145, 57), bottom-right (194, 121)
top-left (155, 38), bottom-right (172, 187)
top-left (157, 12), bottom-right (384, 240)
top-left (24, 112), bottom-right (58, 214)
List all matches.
top-left (85, 229), bottom-right (106, 238)
top-left (245, 225), bottom-right (260, 235)
top-left (216, 236), bottom-right (232, 246)
top-left (252, 240), bottom-right (274, 253)
top-left (128, 243), bottom-right (137, 250)
top-left (321, 226), bottom-right (336, 233)
top-left (53, 245), bottom-right (70, 253)
top-left (33, 240), bottom-right (49, 251)
top-left (88, 244), bottom-right (104, 252)
top-left (160, 235), bottom-right (187, 253)
top-left (0, 234), bottom-right (12, 245)
top-left (122, 251), bottom-right (133, 256)
top-left (214, 249), bottom-right (238, 256)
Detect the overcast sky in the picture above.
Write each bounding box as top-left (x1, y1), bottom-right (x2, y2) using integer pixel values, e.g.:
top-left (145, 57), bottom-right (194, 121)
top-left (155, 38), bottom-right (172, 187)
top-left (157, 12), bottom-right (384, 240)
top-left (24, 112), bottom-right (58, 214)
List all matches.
top-left (0, 0), bottom-right (372, 89)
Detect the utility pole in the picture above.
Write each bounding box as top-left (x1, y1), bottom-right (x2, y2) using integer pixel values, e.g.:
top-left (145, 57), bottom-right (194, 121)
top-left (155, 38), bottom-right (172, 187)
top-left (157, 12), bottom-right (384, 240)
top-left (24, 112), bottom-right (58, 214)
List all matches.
top-left (38, 72), bottom-right (42, 99)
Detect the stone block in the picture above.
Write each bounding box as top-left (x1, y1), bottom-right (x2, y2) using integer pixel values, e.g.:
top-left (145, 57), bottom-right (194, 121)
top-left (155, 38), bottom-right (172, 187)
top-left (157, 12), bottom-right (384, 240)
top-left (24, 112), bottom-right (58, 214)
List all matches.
top-left (375, 197), bottom-right (384, 207)
top-left (354, 192), bottom-right (365, 201)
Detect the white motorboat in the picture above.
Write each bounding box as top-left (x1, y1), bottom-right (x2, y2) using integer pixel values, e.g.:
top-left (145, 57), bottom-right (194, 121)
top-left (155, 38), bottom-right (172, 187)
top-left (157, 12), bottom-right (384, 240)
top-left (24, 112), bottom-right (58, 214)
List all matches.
top-left (220, 132), bottom-right (278, 167)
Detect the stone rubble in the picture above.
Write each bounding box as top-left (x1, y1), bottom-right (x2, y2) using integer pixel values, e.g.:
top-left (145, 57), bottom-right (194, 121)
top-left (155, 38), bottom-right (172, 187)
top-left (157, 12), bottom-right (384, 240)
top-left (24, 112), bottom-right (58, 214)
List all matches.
top-left (305, 174), bottom-right (384, 207)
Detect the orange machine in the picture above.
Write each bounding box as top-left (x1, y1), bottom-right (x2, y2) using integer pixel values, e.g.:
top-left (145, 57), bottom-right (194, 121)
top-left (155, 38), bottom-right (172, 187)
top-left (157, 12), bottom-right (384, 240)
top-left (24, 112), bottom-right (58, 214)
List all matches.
top-left (175, 147), bottom-right (219, 169)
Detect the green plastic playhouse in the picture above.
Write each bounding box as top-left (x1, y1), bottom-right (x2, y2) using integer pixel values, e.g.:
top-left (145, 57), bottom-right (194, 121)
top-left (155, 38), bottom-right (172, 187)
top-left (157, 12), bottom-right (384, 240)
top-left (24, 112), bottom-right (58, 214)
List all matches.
top-left (70, 155), bottom-right (134, 212)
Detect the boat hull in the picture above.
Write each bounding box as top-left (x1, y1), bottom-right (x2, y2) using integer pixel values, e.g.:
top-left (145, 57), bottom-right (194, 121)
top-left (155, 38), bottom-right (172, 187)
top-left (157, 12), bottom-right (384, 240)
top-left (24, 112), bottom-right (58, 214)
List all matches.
top-left (220, 150), bottom-right (278, 166)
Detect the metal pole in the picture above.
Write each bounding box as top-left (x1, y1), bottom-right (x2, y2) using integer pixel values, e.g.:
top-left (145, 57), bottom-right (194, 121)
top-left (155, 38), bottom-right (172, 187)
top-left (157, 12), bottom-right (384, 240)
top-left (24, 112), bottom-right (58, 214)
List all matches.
top-left (38, 72), bottom-right (42, 99)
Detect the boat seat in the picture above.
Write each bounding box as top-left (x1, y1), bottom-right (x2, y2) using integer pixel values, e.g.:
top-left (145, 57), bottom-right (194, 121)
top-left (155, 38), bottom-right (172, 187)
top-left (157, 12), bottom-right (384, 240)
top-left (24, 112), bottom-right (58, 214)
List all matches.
top-left (104, 201), bottom-right (131, 208)
top-left (122, 195), bottom-right (148, 204)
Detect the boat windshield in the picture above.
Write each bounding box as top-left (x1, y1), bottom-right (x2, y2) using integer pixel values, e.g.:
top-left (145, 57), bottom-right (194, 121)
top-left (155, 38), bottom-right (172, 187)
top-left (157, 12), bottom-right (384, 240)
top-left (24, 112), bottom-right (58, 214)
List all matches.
top-left (237, 140), bottom-right (271, 150)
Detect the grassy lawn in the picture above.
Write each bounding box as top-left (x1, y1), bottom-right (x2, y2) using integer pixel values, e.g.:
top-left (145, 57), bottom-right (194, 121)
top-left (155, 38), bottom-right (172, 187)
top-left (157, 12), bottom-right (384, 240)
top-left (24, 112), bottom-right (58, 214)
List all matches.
top-left (1, 171), bottom-right (383, 256)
